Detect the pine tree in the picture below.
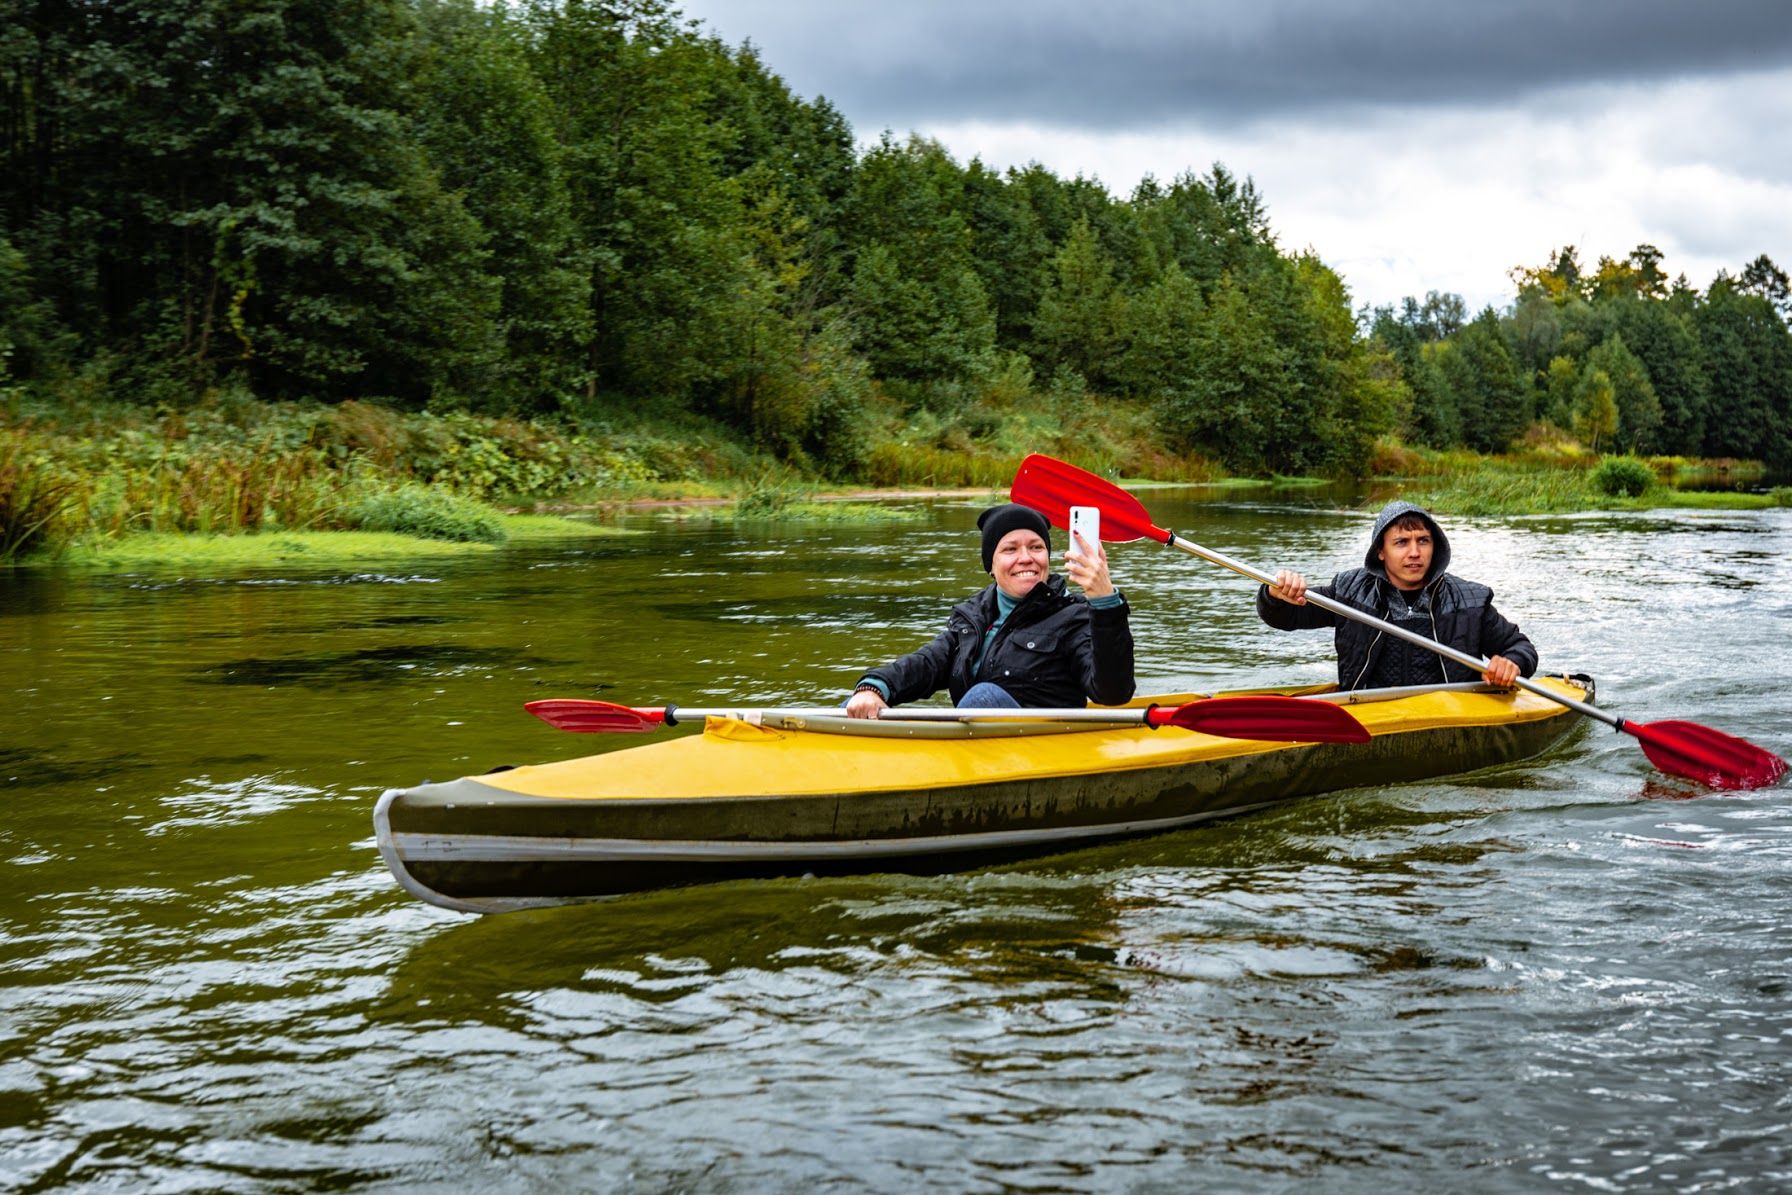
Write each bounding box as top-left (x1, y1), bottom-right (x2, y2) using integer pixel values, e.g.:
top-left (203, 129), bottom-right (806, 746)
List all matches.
top-left (1584, 333), bottom-right (1662, 452)
top-left (413, 0), bottom-right (590, 411)
top-left (1696, 278), bottom-right (1792, 468)
top-left (1031, 218), bottom-right (1125, 390)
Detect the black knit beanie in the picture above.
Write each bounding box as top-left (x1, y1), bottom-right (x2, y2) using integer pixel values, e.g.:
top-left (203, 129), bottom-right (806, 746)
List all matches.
top-left (977, 503), bottom-right (1052, 572)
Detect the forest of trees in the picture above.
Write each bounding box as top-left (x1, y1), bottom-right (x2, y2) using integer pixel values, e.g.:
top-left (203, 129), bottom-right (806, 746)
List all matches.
top-left (4, 0), bottom-right (1790, 477)
top-left (1374, 247), bottom-right (1792, 469)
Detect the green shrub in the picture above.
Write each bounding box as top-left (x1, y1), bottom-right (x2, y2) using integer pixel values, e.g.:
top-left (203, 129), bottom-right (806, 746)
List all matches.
top-left (1770, 486), bottom-right (1792, 507)
top-left (733, 477), bottom-right (801, 519)
top-left (340, 482), bottom-right (506, 544)
top-left (1590, 455), bottom-right (1654, 498)
top-left (411, 413), bottom-right (580, 499)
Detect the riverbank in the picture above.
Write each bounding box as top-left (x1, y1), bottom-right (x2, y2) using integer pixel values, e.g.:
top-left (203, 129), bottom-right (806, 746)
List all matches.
top-left (1382, 462), bottom-right (1792, 516)
top-left (5, 397), bottom-right (1787, 571)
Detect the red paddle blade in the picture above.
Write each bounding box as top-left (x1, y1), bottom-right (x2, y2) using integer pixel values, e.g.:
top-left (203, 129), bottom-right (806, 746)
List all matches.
top-left (1010, 454), bottom-right (1169, 544)
top-left (524, 699), bottom-right (666, 734)
top-left (1626, 719), bottom-right (1788, 791)
top-left (1152, 695), bottom-right (1371, 743)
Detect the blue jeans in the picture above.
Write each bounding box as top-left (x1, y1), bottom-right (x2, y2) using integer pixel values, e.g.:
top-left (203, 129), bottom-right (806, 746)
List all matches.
top-left (956, 682), bottom-right (1020, 709)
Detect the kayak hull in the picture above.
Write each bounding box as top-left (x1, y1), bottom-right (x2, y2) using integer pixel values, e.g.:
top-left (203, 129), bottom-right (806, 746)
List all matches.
top-left (375, 676), bottom-right (1595, 912)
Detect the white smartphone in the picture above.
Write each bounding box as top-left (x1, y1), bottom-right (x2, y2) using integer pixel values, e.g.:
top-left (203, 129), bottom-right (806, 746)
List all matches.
top-left (1068, 505), bottom-right (1100, 560)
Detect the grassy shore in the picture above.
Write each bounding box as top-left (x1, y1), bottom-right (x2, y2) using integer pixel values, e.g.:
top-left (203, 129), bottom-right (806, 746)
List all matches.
top-left (1395, 475), bottom-right (1792, 516)
top-left (1370, 448), bottom-right (1790, 516)
top-left (4, 398), bottom-right (1786, 571)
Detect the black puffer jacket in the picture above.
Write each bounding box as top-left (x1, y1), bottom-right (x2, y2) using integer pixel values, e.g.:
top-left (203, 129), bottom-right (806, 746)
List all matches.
top-left (1255, 500), bottom-right (1537, 691)
top-left (862, 575), bottom-right (1135, 708)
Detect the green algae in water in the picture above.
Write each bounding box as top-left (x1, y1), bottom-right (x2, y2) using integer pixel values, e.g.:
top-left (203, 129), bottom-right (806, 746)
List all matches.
top-left (40, 515), bottom-right (626, 571)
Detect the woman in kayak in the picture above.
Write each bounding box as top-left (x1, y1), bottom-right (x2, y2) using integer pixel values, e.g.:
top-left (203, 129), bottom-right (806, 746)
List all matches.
top-left (844, 503), bottom-right (1135, 717)
top-left (1257, 498), bottom-right (1536, 691)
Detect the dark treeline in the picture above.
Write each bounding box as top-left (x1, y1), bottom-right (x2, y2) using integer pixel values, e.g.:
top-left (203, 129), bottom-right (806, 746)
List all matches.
top-left (3, 0), bottom-right (1789, 477)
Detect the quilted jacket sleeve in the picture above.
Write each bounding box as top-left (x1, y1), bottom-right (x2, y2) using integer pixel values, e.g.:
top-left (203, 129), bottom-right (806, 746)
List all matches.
top-left (1255, 581), bottom-right (1344, 631)
top-left (1479, 599), bottom-right (1538, 677)
top-left (859, 620), bottom-right (965, 707)
top-left (1079, 600), bottom-right (1135, 706)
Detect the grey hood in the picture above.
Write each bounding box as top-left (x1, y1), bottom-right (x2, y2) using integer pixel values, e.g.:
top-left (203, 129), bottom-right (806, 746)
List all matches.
top-left (1364, 499), bottom-right (1450, 587)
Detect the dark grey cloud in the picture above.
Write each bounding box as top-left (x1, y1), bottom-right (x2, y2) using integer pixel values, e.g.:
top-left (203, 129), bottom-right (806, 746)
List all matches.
top-left (675, 0), bottom-right (1792, 130)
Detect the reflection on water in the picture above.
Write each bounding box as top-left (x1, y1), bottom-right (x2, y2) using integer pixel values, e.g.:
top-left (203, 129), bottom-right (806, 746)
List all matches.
top-left (193, 643), bottom-right (552, 688)
top-left (2, 498), bottom-right (1789, 1190)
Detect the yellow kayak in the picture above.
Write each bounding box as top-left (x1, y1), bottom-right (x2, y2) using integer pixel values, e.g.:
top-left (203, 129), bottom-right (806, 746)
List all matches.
top-left (375, 675), bottom-right (1594, 912)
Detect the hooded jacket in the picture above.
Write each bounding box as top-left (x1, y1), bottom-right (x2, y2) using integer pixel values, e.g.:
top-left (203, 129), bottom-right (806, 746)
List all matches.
top-left (1254, 500), bottom-right (1537, 691)
top-left (860, 574), bottom-right (1134, 709)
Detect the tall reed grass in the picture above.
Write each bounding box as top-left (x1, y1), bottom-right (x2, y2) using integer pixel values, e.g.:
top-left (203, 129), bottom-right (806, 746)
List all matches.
top-left (0, 427), bottom-right (79, 562)
top-left (1392, 462), bottom-right (1601, 515)
top-left (860, 444), bottom-right (1019, 489)
top-left (86, 448), bottom-right (339, 536)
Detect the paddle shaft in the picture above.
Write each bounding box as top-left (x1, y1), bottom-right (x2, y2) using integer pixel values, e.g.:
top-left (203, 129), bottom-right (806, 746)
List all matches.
top-left (1159, 531), bottom-right (1616, 729)
top-left (663, 705), bottom-right (1159, 726)
top-left (525, 694), bottom-right (1368, 741)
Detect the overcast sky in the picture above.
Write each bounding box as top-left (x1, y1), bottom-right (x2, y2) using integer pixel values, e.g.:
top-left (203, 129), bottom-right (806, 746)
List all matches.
top-left (671, 0), bottom-right (1792, 314)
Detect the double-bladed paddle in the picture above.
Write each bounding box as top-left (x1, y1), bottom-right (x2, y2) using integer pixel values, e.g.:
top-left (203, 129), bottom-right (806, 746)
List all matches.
top-left (525, 695), bottom-right (1369, 742)
top-left (1010, 453), bottom-right (1787, 791)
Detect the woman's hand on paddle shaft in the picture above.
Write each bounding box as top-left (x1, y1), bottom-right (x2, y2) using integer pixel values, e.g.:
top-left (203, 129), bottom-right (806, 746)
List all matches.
top-left (1270, 569), bottom-right (1308, 605)
top-left (845, 688), bottom-right (888, 719)
top-left (1483, 655), bottom-right (1519, 687)
top-left (1065, 531), bottom-right (1114, 599)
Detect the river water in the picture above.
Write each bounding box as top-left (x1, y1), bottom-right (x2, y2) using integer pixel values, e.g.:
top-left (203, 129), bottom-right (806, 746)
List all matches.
top-left (2, 490), bottom-right (1790, 1192)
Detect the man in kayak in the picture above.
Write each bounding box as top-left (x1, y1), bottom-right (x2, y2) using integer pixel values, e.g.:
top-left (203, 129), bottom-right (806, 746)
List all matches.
top-left (1257, 499), bottom-right (1536, 691)
top-left (844, 503), bottom-right (1135, 717)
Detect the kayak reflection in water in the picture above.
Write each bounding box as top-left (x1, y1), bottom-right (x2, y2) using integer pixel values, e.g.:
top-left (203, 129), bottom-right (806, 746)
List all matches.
top-left (844, 503), bottom-right (1136, 718)
top-left (1258, 498), bottom-right (1537, 691)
